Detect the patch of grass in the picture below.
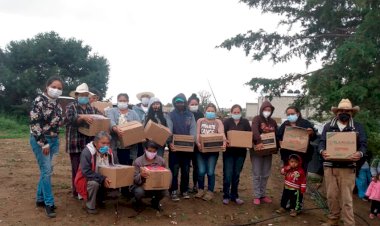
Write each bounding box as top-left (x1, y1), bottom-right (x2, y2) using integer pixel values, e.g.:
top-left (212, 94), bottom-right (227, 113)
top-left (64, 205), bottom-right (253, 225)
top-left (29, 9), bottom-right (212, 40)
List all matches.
top-left (0, 114), bottom-right (29, 139)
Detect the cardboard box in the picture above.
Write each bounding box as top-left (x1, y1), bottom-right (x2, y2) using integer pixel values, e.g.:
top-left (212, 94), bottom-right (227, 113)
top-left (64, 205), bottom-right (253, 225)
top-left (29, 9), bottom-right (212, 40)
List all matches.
top-left (172, 134), bottom-right (194, 152)
top-left (326, 132), bottom-right (357, 161)
top-left (98, 164), bottom-right (134, 188)
top-left (142, 166), bottom-right (172, 190)
top-left (281, 126), bottom-right (309, 153)
top-left (144, 120), bottom-right (172, 146)
top-left (118, 121), bottom-right (146, 147)
top-left (200, 133), bottom-right (225, 153)
top-left (253, 132), bottom-right (278, 155)
top-left (78, 114), bottom-right (110, 136)
top-left (91, 101), bottom-right (113, 114)
top-left (227, 130), bottom-right (253, 148)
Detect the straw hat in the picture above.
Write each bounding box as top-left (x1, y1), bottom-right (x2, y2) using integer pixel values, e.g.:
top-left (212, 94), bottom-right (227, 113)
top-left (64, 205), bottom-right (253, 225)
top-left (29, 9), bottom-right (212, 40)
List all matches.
top-left (136, 91), bottom-right (154, 100)
top-left (331, 99), bottom-right (360, 114)
top-left (69, 83), bottom-right (90, 98)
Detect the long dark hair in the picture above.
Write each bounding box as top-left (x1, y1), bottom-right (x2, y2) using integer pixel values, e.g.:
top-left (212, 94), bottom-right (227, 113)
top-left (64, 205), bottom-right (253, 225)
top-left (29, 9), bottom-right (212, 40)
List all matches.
top-left (145, 101), bottom-right (167, 126)
top-left (285, 106), bottom-right (303, 119)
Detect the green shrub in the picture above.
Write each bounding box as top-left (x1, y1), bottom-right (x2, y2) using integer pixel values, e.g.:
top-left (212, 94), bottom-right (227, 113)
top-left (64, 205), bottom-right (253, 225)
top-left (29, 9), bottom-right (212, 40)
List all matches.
top-left (0, 114), bottom-right (29, 139)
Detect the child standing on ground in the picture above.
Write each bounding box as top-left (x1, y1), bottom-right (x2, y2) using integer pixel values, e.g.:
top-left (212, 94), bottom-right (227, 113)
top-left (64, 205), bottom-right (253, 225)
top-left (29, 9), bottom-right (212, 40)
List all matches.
top-left (365, 173), bottom-right (380, 219)
top-left (276, 154), bottom-right (306, 217)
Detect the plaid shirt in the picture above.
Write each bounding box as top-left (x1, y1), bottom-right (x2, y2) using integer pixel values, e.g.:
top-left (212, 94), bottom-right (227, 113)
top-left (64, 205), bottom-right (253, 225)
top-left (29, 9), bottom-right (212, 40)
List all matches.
top-left (30, 94), bottom-right (63, 144)
top-left (65, 101), bottom-right (101, 153)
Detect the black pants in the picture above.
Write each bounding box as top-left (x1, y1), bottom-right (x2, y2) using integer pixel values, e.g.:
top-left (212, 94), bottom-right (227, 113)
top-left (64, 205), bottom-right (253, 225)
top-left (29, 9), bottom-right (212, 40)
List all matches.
top-left (169, 150), bottom-right (191, 193)
top-left (280, 188), bottom-right (303, 211)
top-left (371, 200), bottom-right (380, 214)
top-left (117, 148), bottom-right (132, 197)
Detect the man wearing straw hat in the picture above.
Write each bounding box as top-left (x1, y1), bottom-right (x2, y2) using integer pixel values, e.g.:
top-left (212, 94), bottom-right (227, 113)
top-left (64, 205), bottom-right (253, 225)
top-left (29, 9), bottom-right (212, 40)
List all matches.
top-left (133, 91), bottom-right (155, 124)
top-left (319, 99), bottom-right (367, 226)
top-left (66, 83), bottom-right (102, 199)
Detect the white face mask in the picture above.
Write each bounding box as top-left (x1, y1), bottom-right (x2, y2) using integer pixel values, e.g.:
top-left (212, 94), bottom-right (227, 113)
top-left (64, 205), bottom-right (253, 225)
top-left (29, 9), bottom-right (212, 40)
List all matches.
top-left (262, 111), bottom-right (271, 118)
top-left (47, 87), bottom-right (62, 99)
top-left (189, 105), bottom-right (199, 112)
top-left (117, 102), bottom-right (129, 110)
top-left (141, 97), bottom-right (150, 106)
top-left (145, 150), bottom-right (157, 160)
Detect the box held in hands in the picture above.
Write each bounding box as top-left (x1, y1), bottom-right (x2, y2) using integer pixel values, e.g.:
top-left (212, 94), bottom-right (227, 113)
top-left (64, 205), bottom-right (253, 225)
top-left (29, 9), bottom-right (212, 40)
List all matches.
top-left (144, 120), bottom-right (172, 146)
top-left (117, 121), bottom-right (146, 147)
top-left (253, 132), bottom-right (277, 155)
top-left (227, 130), bottom-right (252, 148)
top-left (78, 114), bottom-right (110, 136)
top-left (98, 164), bottom-right (134, 189)
top-left (172, 134), bottom-right (194, 152)
top-left (326, 132), bottom-right (357, 161)
top-left (200, 133), bottom-right (225, 153)
top-left (142, 166), bottom-right (172, 190)
top-left (281, 126), bottom-right (309, 153)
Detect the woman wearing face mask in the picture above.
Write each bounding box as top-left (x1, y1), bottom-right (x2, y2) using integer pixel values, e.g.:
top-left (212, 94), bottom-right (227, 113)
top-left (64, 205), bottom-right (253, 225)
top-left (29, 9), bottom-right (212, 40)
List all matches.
top-left (74, 131), bottom-right (114, 214)
top-left (222, 104), bottom-right (251, 205)
top-left (106, 93), bottom-right (141, 165)
top-left (187, 93), bottom-right (204, 193)
top-left (106, 93), bottom-right (140, 198)
top-left (30, 76), bottom-right (64, 218)
top-left (144, 97), bottom-right (172, 157)
top-left (251, 100), bottom-right (278, 205)
top-left (277, 106), bottom-right (317, 172)
top-left (66, 83), bottom-right (102, 200)
top-left (195, 103), bottom-right (227, 201)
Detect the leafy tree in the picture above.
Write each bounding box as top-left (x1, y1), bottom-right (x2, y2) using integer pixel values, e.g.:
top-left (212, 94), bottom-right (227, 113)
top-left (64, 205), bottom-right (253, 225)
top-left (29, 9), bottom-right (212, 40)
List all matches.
top-left (219, 0), bottom-right (380, 133)
top-left (0, 31), bottom-right (109, 114)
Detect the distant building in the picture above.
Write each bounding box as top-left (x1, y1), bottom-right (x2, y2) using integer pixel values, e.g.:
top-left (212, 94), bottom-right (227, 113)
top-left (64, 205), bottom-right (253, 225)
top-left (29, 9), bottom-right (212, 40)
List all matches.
top-left (246, 95), bottom-right (315, 122)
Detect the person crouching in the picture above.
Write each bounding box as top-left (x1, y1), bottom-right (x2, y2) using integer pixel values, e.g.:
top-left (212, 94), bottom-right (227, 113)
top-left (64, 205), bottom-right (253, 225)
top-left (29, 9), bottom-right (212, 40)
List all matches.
top-left (132, 140), bottom-right (167, 211)
top-left (75, 131), bottom-right (114, 214)
top-left (276, 154), bottom-right (306, 217)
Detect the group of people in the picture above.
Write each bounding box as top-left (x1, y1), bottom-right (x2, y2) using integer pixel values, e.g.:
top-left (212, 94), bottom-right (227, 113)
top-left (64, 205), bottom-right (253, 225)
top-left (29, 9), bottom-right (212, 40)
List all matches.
top-left (30, 76), bottom-right (371, 226)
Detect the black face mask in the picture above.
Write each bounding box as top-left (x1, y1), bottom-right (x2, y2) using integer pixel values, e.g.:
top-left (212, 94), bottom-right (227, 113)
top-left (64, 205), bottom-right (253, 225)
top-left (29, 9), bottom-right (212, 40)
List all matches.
top-left (338, 113), bottom-right (351, 122)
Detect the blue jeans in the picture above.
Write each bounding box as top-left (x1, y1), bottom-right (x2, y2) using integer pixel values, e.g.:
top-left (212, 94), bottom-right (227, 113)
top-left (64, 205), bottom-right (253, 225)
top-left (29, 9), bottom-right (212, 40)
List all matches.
top-left (197, 152), bottom-right (219, 192)
top-left (356, 167), bottom-right (371, 199)
top-left (223, 149), bottom-right (246, 200)
top-left (30, 135), bottom-right (59, 206)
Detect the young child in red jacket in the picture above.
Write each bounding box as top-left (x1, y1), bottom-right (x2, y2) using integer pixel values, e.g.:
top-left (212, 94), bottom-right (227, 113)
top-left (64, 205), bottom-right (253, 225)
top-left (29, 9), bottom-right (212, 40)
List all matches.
top-left (276, 154), bottom-right (306, 217)
top-left (366, 173), bottom-right (380, 219)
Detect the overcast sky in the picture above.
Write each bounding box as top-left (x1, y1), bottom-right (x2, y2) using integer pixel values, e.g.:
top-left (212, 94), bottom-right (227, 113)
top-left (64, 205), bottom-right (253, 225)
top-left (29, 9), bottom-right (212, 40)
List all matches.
top-left (0, 0), bottom-right (320, 108)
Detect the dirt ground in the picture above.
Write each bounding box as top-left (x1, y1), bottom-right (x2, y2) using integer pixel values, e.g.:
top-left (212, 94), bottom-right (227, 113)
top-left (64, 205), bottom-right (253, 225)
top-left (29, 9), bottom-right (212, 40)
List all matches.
top-left (0, 138), bottom-right (376, 226)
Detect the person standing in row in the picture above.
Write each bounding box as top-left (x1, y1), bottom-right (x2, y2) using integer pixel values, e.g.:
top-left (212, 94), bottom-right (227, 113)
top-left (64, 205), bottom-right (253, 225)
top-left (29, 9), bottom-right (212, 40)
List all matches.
top-left (277, 106), bottom-right (316, 171)
top-left (195, 103), bottom-right (226, 201)
top-left (168, 93), bottom-right (196, 201)
top-left (66, 83), bottom-right (101, 200)
top-left (187, 93), bottom-right (204, 193)
top-left (30, 76), bottom-right (64, 218)
top-left (144, 97), bottom-right (172, 157)
top-left (251, 100), bottom-right (278, 205)
top-left (222, 104), bottom-right (251, 205)
top-left (133, 91), bottom-right (154, 124)
top-left (319, 99), bottom-right (367, 226)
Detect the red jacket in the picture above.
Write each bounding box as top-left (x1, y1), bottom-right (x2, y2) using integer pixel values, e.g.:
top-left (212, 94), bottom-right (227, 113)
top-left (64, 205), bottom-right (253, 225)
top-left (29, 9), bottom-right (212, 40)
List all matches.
top-left (281, 154), bottom-right (307, 193)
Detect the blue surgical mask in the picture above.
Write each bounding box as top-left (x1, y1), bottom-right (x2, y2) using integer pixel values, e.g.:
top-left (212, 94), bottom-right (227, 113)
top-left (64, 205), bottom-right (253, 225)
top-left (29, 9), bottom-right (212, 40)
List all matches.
top-left (99, 146), bottom-right (109, 154)
top-left (205, 112), bottom-right (216, 119)
top-left (78, 96), bottom-right (89, 105)
top-left (231, 114), bottom-right (241, 120)
top-left (287, 114), bottom-right (298, 123)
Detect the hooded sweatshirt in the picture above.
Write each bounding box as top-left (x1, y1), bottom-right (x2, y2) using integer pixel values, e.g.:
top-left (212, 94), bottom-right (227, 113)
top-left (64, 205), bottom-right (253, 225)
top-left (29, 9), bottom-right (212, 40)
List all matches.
top-left (281, 154), bottom-right (307, 193)
top-left (168, 93), bottom-right (196, 137)
top-left (251, 101), bottom-right (278, 144)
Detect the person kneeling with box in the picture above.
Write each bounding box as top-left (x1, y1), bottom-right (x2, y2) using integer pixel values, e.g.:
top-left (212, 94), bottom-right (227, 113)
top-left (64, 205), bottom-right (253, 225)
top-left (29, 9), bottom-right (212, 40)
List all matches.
top-left (75, 131), bottom-right (115, 214)
top-left (132, 140), bottom-right (170, 212)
